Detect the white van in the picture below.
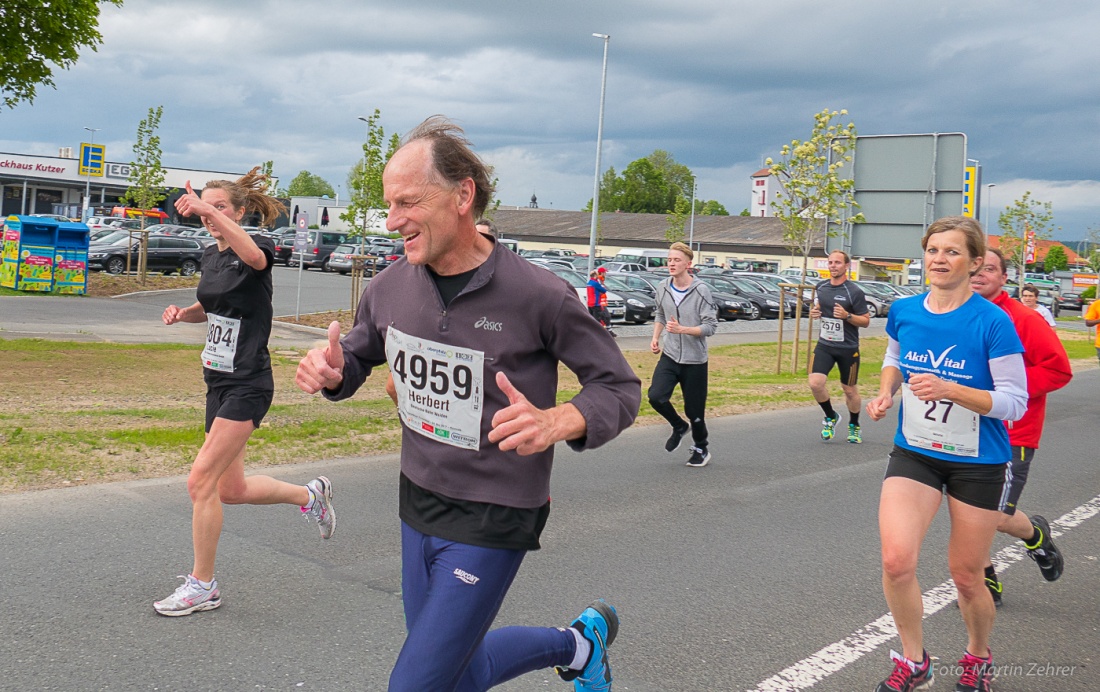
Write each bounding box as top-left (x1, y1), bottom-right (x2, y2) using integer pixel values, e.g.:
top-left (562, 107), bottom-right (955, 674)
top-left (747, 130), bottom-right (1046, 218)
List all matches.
top-left (612, 247), bottom-right (670, 271)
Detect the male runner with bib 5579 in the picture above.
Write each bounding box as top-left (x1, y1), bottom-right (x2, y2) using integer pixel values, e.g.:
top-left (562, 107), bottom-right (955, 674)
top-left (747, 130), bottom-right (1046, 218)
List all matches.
top-left (809, 250), bottom-right (871, 443)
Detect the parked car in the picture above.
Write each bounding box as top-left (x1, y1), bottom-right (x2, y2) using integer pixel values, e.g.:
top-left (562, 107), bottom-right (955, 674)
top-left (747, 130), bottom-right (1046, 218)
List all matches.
top-left (90, 228), bottom-right (122, 242)
top-left (727, 272), bottom-right (814, 307)
top-left (88, 234), bottom-right (205, 275)
top-left (326, 243), bottom-right (361, 275)
top-left (290, 230), bottom-right (350, 271)
top-left (273, 229), bottom-right (298, 265)
top-left (600, 261), bottom-right (647, 273)
top-left (600, 275), bottom-right (657, 324)
top-left (629, 271), bottom-right (756, 323)
top-left (1057, 291), bottom-right (1085, 310)
top-left (528, 257), bottom-right (576, 270)
top-left (696, 274), bottom-right (790, 320)
top-left (85, 216), bottom-right (120, 232)
top-left (177, 227), bottom-right (217, 245)
top-left (852, 280), bottom-right (897, 317)
top-left (623, 272), bottom-right (751, 321)
top-left (28, 213), bottom-right (75, 222)
top-left (369, 239), bottom-right (406, 271)
top-left (88, 229), bottom-right (135, 247)
top-left (143, 224), bottom-right (190, 235)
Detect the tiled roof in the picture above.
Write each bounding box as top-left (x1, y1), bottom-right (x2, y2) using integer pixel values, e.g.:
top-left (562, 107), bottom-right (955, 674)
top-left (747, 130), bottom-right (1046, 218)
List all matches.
top-left (985, 235), bottom-right (1082, 262)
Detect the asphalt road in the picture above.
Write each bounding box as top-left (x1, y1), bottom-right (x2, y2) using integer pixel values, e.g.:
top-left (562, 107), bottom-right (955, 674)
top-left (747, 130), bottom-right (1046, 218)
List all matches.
top-left (1, 371), bottom-right (1097, 691)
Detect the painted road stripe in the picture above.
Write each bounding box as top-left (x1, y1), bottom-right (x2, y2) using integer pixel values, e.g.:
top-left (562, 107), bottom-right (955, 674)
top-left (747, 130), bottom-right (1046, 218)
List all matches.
top-left (751, 494), bottom-right (1100, 691)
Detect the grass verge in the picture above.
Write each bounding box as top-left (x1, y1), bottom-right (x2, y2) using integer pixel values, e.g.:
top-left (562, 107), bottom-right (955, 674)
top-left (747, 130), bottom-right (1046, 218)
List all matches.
top-left (0, 331), bottom-right (1095, 494)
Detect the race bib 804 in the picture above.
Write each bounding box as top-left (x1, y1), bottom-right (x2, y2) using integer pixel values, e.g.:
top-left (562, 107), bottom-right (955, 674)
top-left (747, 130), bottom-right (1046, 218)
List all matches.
top-left (201, 313), bottom-right (240, 372)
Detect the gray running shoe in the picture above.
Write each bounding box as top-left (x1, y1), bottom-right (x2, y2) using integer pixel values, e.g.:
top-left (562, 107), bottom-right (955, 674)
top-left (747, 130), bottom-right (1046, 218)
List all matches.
top-left (153, 575), bottom-right (221, 617)
top-left (302, 476), bottom-right (336, 539)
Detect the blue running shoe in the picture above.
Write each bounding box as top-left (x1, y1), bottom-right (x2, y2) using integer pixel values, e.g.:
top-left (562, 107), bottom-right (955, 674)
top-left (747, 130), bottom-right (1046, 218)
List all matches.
top-left (556, 599), bottom-right (619, 691)
top-left (821, 414), bottom-right (839, 441)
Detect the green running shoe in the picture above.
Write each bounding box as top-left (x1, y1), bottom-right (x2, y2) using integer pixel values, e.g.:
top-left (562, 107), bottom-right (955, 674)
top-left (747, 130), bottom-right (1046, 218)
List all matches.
top-left (847, 423), bottom-right (862, 444)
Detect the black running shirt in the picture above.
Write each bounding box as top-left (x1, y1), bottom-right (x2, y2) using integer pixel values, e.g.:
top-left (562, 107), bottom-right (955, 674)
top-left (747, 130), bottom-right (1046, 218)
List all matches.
top-left (815, 279), bottom-right (868, 350)
top-left (195, 236), bottom-right (275, 387)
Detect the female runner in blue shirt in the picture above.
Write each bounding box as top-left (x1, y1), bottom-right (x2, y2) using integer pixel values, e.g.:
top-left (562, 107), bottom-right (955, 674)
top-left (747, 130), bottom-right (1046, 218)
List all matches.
top-left (866, 216), bottom-right (1027, 692)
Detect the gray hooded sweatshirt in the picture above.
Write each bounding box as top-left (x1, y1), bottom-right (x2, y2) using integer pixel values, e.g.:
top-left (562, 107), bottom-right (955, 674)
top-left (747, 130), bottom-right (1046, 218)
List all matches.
top-left (654, 277), bottom-right (719, 364)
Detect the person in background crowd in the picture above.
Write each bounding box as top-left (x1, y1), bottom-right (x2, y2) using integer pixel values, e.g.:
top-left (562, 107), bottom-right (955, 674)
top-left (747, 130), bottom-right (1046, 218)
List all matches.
top-left (1019, 284), bottom-right (1056, 326)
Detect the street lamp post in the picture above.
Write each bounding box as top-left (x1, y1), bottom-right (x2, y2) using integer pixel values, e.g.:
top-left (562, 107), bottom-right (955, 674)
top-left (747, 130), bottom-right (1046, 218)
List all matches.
top-left (356, 115), bottom-right (371, 255)
top-left (82, 126), bottom-right (101, 221)
top-left (688, 176), bottom-right (696, 250)
top-left (587, 33), bottom-right (610, 275)
top-left (985, 183), bottom-right (996, 236)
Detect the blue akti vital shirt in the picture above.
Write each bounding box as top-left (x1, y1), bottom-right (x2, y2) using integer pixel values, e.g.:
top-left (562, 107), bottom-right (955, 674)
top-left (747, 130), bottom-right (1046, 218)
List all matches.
top-left (886, 293), bottom-right (1024, 465)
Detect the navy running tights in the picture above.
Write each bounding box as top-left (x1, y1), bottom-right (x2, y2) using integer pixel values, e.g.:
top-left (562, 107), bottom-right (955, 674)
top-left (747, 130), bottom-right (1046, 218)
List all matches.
top-left (389, 522), bottom-right (576, 691)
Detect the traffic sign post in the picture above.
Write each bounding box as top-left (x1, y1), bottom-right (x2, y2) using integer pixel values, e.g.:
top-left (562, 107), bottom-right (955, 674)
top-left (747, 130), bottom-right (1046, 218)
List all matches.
top-left (294, 212), bottom-right (308, 320)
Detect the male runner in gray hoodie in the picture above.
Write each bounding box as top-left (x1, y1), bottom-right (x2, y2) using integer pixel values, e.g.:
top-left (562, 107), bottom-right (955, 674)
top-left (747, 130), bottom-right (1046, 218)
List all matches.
top-left (649, 242), bottom-right (719, 467)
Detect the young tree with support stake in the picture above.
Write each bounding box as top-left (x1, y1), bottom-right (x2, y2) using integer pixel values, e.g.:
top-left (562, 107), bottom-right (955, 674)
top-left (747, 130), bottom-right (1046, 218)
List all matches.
top-left (342, 109), bottom-right (400, 249)
top-left (766, 108), bottom-right (863, 373)
top-left (997, 191), bottom-right (1056, 287)
top-left (122, 105), bottom-right (168, 284)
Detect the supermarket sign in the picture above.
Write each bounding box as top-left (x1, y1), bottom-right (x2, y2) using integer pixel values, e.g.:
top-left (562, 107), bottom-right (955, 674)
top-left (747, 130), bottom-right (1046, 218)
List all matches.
top-left (1071, 273), bottom-right (1098, 288)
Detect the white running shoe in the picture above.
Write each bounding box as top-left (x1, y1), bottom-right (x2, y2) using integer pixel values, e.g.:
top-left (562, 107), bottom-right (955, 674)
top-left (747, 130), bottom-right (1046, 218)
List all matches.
top-left (153, 575), bottom-right (221, 617)
top-left (302, 476), bottom-right (336, 539)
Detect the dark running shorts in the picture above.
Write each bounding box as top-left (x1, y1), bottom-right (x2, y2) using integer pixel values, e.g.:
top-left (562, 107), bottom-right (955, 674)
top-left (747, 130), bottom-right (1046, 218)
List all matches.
top-left (1001, 445), bottom-right (1035, 515)
top-left (205, 382), bottom-right (273, 433)
top-left (811, 343), bottom-right (861, 386)
top-left (884, 444), bottom-right (1009, 512)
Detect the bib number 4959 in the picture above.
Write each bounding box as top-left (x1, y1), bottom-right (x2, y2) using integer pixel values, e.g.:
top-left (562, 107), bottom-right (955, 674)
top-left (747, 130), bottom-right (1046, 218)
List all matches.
top-left (391, 350), bottom-right (473, 400)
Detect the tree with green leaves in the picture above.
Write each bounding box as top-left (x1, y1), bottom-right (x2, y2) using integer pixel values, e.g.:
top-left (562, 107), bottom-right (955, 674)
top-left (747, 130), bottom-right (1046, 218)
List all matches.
top-left (287, 171), bottom-right (335, 197)
top-left (1, 0), bottom-right (123, 109)
top-left (767, 108), bottom-right (863, 284)
top-left (1083, 226), bottom-right (1100, 273)
top-left (342, 109), bottom-right (400, 243)
top-left (697, 200), bottom-right (729, 216)
top-left (1043, 244), bottom-right (1068, 272)
top-left (258, 160), bottom-right (288, 196)
top-left (122, 105), bottom-right (168, 283)
top-left (586, 151), bottom-right (728, 219)
top-left (997, 190), bottom-right (1056, 287)
top-left (664, 196), bottom-right (691, 243)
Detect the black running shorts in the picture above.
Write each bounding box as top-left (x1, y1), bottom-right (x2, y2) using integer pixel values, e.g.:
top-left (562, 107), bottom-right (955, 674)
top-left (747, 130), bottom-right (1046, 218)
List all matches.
top-left (1001, 445), bottom-right (1035, 515)
top-left (884, 445), bottom-right (1009, 512)
top-left (204, 382), bottom-right (273, 433)
top-left (811, 343), bottom-right (860, 386)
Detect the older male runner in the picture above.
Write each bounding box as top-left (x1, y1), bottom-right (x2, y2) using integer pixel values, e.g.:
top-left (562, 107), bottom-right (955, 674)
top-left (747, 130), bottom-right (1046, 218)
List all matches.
top-left (970, 248), bottom-right (1071, 605)
top-left (296, 116), bottom-right (640, 692)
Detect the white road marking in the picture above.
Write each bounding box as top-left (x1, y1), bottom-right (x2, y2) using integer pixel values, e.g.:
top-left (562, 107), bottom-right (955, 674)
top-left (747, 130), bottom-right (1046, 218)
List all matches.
top-left (750, 494), bottom-right (1100, 691)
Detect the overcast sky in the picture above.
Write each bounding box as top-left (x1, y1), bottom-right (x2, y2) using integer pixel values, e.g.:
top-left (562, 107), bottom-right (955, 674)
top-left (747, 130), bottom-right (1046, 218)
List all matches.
top-left (5, 0), bottom-right (1100, 240)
